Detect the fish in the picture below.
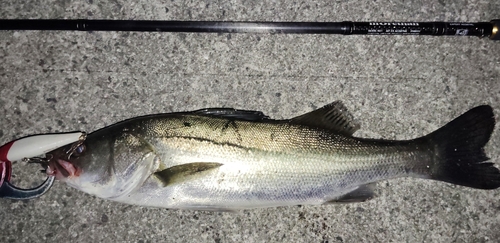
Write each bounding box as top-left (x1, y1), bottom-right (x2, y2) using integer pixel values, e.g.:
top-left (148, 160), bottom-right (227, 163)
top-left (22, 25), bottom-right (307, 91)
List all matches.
top-left (45, 101), bottom-right (500, 210)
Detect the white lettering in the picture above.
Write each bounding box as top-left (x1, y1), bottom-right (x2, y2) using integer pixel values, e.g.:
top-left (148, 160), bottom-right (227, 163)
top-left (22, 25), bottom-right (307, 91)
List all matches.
top-left (369, 22), bottom-right (419, 26)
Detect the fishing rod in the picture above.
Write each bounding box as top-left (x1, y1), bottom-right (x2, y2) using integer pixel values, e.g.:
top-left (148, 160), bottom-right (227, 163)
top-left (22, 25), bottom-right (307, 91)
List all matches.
top-left (0, 19), bottom-right (498, 40)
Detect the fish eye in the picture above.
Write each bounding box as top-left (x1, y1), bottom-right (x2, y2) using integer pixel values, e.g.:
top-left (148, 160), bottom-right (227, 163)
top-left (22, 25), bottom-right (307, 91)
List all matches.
top-left (73, 144), bottom-right (86, 156)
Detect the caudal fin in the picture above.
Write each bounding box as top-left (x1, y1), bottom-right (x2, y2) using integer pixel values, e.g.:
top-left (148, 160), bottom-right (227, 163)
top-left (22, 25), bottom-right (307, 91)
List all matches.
top-left (426, 105), bottom-right (500, 189)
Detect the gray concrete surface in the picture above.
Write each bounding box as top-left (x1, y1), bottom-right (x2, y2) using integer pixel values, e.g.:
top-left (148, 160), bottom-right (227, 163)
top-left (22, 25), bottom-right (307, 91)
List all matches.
top-left (1, 0), bottom-right (500, 242)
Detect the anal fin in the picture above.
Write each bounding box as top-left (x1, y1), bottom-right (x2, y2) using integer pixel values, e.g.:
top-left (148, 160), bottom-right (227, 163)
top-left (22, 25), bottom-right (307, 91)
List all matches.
top-left (177, 206), bottom-right (238, 212)
top-left (325, 184), bottom-right (375, 204)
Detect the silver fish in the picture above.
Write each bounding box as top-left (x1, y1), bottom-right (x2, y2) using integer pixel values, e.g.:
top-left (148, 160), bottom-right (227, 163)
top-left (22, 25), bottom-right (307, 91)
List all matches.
top-left (46, 101), bottom-right (500, 210)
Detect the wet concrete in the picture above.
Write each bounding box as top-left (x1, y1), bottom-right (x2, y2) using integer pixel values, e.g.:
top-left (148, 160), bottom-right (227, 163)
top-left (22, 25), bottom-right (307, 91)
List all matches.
top-left (1, 1), bottom-right (499, 242)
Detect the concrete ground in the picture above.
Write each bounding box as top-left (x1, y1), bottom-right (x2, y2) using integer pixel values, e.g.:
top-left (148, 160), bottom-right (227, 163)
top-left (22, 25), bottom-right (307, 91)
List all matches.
top-left (1, 0), bottom-right (499, 242)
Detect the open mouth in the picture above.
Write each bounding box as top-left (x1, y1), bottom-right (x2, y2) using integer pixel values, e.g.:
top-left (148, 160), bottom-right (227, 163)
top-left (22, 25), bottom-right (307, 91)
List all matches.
top-left (47, 159), bottom-right (79, 179)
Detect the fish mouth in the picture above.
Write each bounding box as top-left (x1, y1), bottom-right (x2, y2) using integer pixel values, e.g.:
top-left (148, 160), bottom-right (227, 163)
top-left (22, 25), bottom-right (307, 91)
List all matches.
top-left (47, 159), bottom-right (80, 180)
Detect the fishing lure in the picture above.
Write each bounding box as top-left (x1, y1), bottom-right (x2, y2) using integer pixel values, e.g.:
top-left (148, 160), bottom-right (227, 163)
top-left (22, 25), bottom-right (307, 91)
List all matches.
top-left (0, 132), bottom-right (85, 199)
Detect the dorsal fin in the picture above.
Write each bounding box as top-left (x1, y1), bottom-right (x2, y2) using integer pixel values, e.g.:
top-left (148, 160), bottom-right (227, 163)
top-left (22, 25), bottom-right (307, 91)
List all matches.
top-left (290, 101), bottom-right (360, 136)
top-left (193, 108), bottom-right (270, 121)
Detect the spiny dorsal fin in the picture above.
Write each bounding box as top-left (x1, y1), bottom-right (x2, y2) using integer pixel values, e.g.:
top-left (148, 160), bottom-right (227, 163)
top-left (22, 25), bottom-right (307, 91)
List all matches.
top-left (154, 162), bottom-right (223, 186)
top-left (290, 101), bottom-right (360, 136)
top-left (193, 108), bottom-right (270, 121)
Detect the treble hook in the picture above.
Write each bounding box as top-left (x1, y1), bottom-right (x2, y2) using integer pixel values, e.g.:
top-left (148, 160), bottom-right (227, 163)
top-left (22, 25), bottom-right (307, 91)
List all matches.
top-left (0, 160), bottom-right (55, 199)
top-left (0, 132), bottom-right (85, 199)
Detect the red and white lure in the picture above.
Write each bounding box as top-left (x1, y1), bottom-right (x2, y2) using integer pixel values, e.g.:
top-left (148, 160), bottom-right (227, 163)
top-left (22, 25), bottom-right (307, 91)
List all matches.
top-left (0, 132), bottom-right (85, 199)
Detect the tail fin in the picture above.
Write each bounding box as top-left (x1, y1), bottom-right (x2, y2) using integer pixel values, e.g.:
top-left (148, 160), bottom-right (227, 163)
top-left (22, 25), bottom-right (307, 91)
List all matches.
top-left (426, 105), bottom-right (500, 189)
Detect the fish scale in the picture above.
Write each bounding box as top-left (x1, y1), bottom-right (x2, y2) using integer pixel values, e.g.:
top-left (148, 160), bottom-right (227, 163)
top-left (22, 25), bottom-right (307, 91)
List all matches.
top-left (98, 117), bottom-right (423, 207)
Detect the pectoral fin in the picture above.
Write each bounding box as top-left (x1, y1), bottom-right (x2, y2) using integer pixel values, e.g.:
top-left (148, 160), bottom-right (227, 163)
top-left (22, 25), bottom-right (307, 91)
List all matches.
top-left (325, 184), bottom-right (375, 204)
top-left (154, 162), bottom-right (223, 187)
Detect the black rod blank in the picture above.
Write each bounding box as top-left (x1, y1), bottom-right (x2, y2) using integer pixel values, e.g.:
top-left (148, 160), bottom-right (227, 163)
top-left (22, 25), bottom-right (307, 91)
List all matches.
top-left (0, 19), bottom-right (499, 40)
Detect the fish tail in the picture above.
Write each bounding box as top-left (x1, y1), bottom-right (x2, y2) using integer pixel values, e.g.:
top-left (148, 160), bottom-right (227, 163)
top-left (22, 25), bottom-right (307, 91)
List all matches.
top-left (424, 105), bottom-right (500, 189)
